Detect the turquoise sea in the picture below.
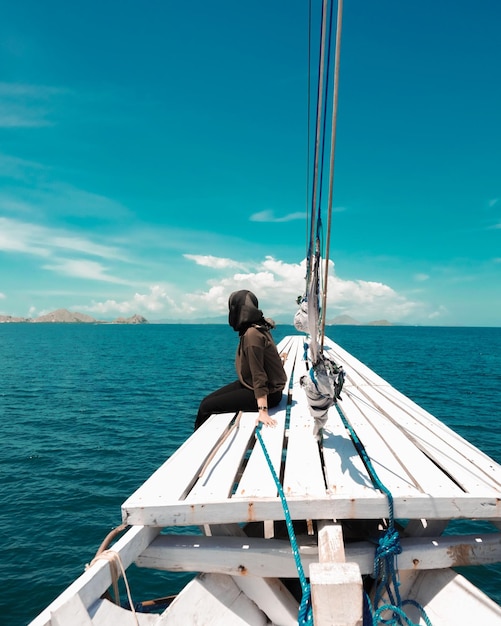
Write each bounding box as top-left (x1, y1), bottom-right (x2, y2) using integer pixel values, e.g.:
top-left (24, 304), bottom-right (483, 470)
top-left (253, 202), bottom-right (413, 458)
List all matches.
top-left (1, 323), bottom-right (500, 625)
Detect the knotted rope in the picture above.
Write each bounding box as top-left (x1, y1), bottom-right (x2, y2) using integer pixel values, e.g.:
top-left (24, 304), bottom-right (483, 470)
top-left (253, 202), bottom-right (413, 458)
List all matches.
top-left (86, 525), bottom-right (139, 625)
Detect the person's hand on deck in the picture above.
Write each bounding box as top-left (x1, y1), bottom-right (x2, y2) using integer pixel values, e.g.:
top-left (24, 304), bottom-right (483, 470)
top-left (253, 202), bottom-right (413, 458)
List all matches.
top-left (256, 408), bottom-right (277, 427)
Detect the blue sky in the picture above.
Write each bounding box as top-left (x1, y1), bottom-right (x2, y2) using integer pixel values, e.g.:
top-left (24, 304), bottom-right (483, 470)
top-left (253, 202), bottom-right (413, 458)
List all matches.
top-left (1, 1), bottom-right (500, 326)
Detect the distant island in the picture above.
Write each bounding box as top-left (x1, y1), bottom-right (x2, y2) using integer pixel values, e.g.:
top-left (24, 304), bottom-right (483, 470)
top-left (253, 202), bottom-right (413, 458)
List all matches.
top-left (0, 308), bottom-right (393, 326)
top-left (144, 314), bottom-right (394, 326)
top-left (329, 314), bottom-right (393, 326)
top-left (0, 308), bottom-right (149, 324)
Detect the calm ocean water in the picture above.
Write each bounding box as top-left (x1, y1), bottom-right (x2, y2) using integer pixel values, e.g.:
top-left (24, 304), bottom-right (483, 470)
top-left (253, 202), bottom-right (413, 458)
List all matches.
top-left (1, 323), bottom-right (500, 625)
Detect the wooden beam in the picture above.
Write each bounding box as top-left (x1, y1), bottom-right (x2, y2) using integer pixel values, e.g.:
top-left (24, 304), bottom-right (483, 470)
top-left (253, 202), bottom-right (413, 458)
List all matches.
top-left (122, 492), bottom-right (501, 526)
top-left (311, 523), bottom-right (363, 626)
top-left (317, 522), bottom-right (345, 562)
top-left (50, 594), bottom-right (93, 626)
top-left (135, 532), bottom-right (501, 577)
top-left (234, 577), bottom-right (298, 626)
top-left (310, 562), bottom-right (362, 626)
top-left (206, 518), bottom-right (298, 625)
top-left (160, 573), bottom-right (269, 625)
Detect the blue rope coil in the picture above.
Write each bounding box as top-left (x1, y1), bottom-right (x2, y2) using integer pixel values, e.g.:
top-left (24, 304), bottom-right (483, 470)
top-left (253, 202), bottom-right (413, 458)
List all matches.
top-left (255, 423), bottom-right (313, 624)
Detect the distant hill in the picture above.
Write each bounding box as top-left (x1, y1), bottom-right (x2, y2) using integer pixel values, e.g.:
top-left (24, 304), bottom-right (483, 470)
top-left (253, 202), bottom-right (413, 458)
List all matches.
top-left (113, 314), bottom-right (149, 324)
top-left (328, 315), bottom-right (393, 326)
top-left (0, 308), bottom-right (149, 324)
top-left (0, 315), bottom-right (31, 323)
top-left (32, 309), bottom-right (97, 323)
top-left (329, 314), bottom-right (361, 325)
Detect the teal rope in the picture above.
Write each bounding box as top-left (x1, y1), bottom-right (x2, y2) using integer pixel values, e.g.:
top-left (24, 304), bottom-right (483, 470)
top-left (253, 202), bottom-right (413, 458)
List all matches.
top-left (255, 423), bottom-right (313, 624)
top-left (367, 598), bottom-right (434, 626)
top-left (335, 404), bottom-right (433, 626)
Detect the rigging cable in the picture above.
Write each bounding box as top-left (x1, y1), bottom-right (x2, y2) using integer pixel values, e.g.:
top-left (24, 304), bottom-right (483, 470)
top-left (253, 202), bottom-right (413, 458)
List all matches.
top-left (320, 0), bottom-right (343, 348)
top-left (307, 0), bottom-right (328, 286)
top-left (304, 0), bottom-right (340, 347)
top-left (306, 0), bottom-right (312, 255)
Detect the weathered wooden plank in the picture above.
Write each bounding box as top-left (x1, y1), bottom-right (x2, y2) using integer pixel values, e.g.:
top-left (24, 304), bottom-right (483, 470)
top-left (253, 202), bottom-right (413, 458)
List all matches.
top-left (137, 534), bottom-right (301, 577)
top-left (336, 392), bottom-right (464, 497)
top-left (185, 414), bottom-right (255, 501)
top-left (317, 523), bottom-right (346, 562)
top-left (159, 573), bottom-right (269, 625)
top-left (206, 514), bottom-right (299, 626)
top-left (136, 531), bottom-right (501, 577)
top-left (310, 562), bottom-right (363, 626)
top-left (122, 490), bottom-right (501, 526)
top-left (284, 412), bottom-right (326, 497)
top-left (324, 336), bottom-right (501, 491)
top-left (321, 409), bottom-right (375, 497)
top-left (234, 338), bottom-right (299, 499)
top-left (334, 393), bottom-right (426, 497)
top-left (276, 335), bottom-right (298, 359)
top-left (353, 383), bottom-right (501, 495)
top-left (90, 599), bottom-right (159, 625)
top-left (404, 569), bottom-right (501, 625)
top-left (50, 594), bottom-right (93, 626)
top-left (233, 407), bottom-right (286, 498)
top-left (122, 413), bottom-right (237, 512)
top-left (233, 577), bottom-right (298, 626)
top-left (283, 356), bottom-right (326, 498)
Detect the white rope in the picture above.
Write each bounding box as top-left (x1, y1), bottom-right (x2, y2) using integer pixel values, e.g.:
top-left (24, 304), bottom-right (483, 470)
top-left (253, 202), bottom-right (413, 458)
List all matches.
top-left (88, 549), bottom-right (139, 625)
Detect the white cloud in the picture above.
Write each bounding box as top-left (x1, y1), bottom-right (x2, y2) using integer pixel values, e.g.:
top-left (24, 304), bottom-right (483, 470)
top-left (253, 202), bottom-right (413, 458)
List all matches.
top-left (0, 160), bottom-right (130, 221)
top-left (428, 305), bottom-right (448, 320)
top-left (50, 235), bottom-right (126, 260)
top-left (0, 153), bottom-right (46, 182)
top-left (0, 82), bottom-right (70, 128)
top-left (183, 254), bottom-right (245, 269)
top-left (250, 207), bottom-right (345, 223)
top-left (0, 218), bottom-right (51, 257)
top-left (79, 285), bottom-right (191, 317)
top-left (250, 210), bottom-right (306, 223)
top-left (414, 273), bottom-right (429, 282)
top-left (0, 83), bottom-right (58, 128)
top-left (0, 217), bottom-right (128, 262)
top-left (42, 259), bottom-right (132, 285)
top-left (0, 83), bottom-right (65, 98)
top-left (81, 255), bottom-right (428, 323)
top-left (0, 215), bottom-right (434, 323)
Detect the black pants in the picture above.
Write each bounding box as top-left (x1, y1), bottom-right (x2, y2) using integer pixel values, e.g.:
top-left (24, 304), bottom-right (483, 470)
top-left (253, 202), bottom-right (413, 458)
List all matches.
top-left (194, 381), bottom-right (283, 430)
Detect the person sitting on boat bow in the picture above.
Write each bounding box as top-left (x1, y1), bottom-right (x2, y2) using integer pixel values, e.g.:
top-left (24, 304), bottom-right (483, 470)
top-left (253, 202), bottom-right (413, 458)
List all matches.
top-left (194, 290), bottom-right (287, 430)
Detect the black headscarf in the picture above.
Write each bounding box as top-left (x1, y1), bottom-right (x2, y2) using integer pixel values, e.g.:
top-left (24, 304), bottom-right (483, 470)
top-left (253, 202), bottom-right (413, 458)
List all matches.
top-left (228, 290), bottom-right (266, 334)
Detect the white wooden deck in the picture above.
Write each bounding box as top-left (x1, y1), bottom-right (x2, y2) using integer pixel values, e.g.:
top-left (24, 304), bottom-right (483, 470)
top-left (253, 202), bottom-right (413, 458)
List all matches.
top-left (122, 335), bottom-right (501, 528)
